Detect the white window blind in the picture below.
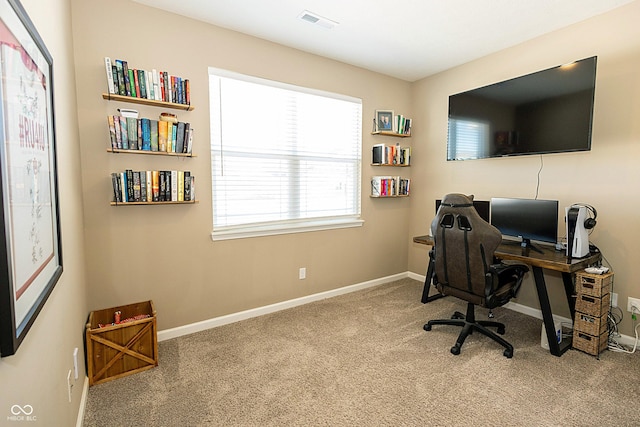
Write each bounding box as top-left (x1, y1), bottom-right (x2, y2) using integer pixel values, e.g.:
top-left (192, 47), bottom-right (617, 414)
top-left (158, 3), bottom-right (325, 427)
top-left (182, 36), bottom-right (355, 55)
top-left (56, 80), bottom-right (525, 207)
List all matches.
top-left (209, 68), bottom-right (363, 240)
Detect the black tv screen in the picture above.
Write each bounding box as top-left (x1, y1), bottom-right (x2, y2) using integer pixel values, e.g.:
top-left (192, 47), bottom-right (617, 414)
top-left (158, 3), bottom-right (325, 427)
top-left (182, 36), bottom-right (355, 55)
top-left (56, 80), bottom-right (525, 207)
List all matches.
top-left (447, 56), bottom-right (597, 161)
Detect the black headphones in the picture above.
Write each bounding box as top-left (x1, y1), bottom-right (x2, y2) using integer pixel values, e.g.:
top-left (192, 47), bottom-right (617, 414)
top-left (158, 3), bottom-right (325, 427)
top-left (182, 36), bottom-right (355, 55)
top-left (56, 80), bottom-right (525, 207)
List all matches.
top-left (572, 203), bottom-right (598, 229)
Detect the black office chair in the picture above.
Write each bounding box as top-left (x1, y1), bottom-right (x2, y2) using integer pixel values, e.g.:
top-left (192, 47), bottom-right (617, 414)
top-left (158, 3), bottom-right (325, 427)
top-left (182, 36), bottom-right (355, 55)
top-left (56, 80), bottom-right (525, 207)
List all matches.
top-left (423, 193), bottom-right (529, 358)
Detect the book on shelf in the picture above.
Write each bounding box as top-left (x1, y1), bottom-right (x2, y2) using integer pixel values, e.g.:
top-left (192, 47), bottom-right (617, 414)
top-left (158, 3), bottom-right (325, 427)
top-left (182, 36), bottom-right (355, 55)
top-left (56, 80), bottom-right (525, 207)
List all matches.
top-left (111, 173), bottom-right (122, 202)
top-left (150, 120), bottom-right (158, 151)
top-left (114, 59), bottom-right (126, 96)
top-left (104, 57), bottom-right (191, 105)
top-left (121, 60), bottom-right (131, 96)
top-left (151, 170), bottom-right (160, 202)
top-left (132, 171), bottom-right (142, 202)
top-left (126, 117), bottom-right (137, 150)
top-left (170, 170), bottom-right (178, 202)
top-left (120, 117), bottom-right (129, 149)
top-left (104, 57), bottom-right (116, 94)
top-left (371, 143), bottom-right (410, 165)
top-left (184, 171), bottom-right (191, 201)
top-left (185, 125), bottom-right (193, 154)
top-left (107, 116), bottom-right (117, 148)
top-left (141, 118), bottom-right (151, 151)
top-left (175, 122), bottom-right (185, 154)
top-left (177, 171), bottom-right (184, 202)
top-left (111, 170), bottom-right (195, 203)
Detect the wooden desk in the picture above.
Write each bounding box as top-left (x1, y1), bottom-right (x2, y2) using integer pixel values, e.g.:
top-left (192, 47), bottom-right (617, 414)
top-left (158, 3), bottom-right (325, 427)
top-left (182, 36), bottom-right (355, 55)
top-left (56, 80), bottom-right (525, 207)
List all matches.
top-left (413, 235), bottom-right (602, 356)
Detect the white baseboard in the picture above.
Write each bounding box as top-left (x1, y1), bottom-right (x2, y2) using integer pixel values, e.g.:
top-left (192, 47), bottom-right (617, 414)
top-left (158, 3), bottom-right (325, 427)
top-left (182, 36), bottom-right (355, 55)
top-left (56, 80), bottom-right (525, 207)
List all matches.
top-left (158, 272), bottom-right (409, 342)
top-left (76, 376), bottom-right (89, 427)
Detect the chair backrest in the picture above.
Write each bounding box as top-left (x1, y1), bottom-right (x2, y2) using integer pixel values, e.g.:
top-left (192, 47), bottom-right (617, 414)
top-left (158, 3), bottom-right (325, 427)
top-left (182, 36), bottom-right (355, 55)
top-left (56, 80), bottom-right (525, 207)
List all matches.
top-left (430, 193), bottom-right (502, 306)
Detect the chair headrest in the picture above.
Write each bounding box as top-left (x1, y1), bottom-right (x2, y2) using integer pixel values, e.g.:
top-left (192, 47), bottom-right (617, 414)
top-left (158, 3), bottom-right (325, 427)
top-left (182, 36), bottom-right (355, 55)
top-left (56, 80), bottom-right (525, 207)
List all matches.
top-left (439, 193), bottom-right (474, 209)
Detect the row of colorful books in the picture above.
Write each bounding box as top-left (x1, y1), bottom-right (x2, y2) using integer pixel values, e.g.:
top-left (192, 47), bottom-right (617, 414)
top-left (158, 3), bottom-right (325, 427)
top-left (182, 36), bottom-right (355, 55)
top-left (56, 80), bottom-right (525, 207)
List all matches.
top-left (107, 115), bottom-right (193, 154)
top-left (371, 176), bottom-right (411, 197)
top-left (104, 57), bottom-right (190, 105)
top-left (111, 170), bottom-right (195, 203)
top-left (372, 143), bottom-right (411, 165)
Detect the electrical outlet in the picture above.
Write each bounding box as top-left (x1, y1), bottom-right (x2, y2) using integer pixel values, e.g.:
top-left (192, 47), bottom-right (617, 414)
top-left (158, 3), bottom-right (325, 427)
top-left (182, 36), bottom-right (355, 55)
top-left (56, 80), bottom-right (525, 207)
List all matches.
top-left (627, 297), bottom-right (640, 313)
top-left (299, 267), bottom-right (306, 280)
top-left (611, 292), bottom-right (618, 308)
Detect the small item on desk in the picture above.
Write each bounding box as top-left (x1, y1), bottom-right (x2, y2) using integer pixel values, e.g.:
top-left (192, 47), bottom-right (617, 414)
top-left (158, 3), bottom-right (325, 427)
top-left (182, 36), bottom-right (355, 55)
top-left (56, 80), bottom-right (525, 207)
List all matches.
top-left (114, 310), bottom-right (121, 324)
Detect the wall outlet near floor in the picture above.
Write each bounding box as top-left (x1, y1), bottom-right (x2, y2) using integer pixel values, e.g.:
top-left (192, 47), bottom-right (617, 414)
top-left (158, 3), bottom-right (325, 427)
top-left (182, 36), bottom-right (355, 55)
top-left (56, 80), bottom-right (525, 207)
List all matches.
top-left (299, 267), bottom-right (306, 280)
top-left (627, 297), bottom-right (640, 313)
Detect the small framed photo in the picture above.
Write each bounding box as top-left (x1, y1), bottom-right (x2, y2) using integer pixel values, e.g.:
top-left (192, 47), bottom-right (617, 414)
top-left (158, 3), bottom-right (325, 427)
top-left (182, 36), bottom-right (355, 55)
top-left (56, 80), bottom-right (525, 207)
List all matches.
top-left (375, 110), bottom-right (394, 132)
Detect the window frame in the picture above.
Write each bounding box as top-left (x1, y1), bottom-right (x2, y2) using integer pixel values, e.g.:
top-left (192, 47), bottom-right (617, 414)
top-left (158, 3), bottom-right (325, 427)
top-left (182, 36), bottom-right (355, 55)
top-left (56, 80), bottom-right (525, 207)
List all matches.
top-left (208, 68), bottom-right (364, 241)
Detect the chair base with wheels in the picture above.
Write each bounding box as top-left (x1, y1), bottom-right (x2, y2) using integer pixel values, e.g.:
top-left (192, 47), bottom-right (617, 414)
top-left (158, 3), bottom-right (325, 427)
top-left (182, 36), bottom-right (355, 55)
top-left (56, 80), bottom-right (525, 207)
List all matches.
top-left (424, 302), bottom-right (514, 358)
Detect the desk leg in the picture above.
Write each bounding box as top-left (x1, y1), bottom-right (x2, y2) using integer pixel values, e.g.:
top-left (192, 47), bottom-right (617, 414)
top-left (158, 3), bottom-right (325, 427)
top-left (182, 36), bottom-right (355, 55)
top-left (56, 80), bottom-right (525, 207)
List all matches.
top-left (421, 257), bottom-right (444, 304)
top-left (562, 272), bottom-right (576, 319)
top-left (532, 266), bottom-right (571, 357)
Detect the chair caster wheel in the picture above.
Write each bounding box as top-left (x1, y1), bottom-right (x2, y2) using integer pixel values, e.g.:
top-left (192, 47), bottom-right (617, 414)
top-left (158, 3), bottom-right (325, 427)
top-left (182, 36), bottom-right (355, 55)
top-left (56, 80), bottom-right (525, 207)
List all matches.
top-left (497, 326), bottom-right (505, 335)
top-left (450, 345), bottom-right (461, 355)
top-left (452, 312), bottom-right (464, 319)
top-left (423, 324), bottom-right (432, 331)
top-left (503, 348), bottom-right (513, 358)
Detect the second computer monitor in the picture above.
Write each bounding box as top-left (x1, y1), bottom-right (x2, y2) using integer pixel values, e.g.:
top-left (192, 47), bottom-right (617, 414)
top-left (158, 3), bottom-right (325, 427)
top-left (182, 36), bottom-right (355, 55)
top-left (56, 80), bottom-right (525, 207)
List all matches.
top-left (435, 199), bottom-right (490, 223)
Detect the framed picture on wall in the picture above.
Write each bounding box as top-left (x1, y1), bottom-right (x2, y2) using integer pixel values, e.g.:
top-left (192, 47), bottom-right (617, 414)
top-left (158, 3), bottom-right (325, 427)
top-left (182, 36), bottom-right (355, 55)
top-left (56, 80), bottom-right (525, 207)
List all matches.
top-left (0, 0), bottom-right (62, 357)
top-left (375, 110), bottom-right (394, 132)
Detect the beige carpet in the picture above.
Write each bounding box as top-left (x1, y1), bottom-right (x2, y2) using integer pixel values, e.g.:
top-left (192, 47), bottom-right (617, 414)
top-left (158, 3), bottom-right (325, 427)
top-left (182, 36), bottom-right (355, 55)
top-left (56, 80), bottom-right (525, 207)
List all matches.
top-left (83, 278), bottom-right (640, 426)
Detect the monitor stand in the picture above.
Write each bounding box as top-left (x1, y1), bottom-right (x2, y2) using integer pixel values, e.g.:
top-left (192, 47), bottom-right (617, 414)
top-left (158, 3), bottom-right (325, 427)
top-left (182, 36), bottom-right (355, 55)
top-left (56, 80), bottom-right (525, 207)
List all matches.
top-left (521, 238), bottom-right (544, 254)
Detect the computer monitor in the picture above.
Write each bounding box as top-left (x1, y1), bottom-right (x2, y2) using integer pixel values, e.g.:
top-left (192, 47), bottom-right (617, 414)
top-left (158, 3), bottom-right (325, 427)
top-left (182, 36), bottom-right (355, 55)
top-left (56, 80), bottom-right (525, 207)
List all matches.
top-left (490, 197), bottom-right (559, 252)
top-left (435, 199), bottom-right (490, 223)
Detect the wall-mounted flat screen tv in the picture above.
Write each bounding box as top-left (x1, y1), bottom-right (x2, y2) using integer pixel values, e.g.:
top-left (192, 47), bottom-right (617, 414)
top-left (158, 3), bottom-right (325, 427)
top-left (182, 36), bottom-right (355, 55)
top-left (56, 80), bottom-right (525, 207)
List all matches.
top-left (447, 56), bottom-right (597, 161)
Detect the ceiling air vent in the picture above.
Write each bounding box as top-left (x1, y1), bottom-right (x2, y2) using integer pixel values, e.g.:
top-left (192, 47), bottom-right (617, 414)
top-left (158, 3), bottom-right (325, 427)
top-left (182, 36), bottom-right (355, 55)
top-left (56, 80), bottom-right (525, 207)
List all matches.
top-left (298, 10), bottom-right (338, 29)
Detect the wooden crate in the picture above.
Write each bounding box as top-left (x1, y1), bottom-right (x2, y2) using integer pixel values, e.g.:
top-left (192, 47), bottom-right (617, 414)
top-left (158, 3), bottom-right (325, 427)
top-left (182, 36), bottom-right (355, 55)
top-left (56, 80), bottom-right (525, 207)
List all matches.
top-left (86, 300), bottom-right (158, 386)
top-left (572, 330), bottom-right (608, 356)
top-left (575, 271), bottom-right (613, 297)
top-left (574, 311), bottom-right (608, 337)
top-left (575, 293), bottom-right (610, 317)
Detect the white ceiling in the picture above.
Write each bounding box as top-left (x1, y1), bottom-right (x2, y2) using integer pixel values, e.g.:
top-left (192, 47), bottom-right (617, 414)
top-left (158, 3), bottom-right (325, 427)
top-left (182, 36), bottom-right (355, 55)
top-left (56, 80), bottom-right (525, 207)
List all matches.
top-left (132, 0), bottom-right (635, 82)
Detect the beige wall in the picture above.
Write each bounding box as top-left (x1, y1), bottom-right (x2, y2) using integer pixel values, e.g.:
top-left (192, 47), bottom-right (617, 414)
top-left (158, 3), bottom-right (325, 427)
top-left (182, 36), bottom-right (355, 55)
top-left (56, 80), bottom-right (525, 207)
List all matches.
top-left (0, 0), bottom-right (88, 425)
top-left (409, 1), bottom-right (640, 336)
top-left (71, 0), bottom-right (412, 331)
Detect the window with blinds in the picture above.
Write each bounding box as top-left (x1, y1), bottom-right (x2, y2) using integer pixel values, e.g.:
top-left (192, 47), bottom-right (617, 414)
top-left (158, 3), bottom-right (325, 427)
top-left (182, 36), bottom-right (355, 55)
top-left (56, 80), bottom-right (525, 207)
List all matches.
top-left (209, 68), bottom-right (363, 240)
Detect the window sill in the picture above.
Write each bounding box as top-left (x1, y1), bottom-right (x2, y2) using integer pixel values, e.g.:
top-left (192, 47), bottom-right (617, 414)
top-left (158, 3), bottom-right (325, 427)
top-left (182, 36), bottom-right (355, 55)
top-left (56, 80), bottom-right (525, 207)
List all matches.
top-left (211, 217), bottom-right (364, 241)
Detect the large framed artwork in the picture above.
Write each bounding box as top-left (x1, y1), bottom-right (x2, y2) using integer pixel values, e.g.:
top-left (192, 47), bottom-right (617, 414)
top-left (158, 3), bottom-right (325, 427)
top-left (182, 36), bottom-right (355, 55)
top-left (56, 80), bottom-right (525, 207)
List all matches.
top-left (0, 0), bottom-right (62, 357)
